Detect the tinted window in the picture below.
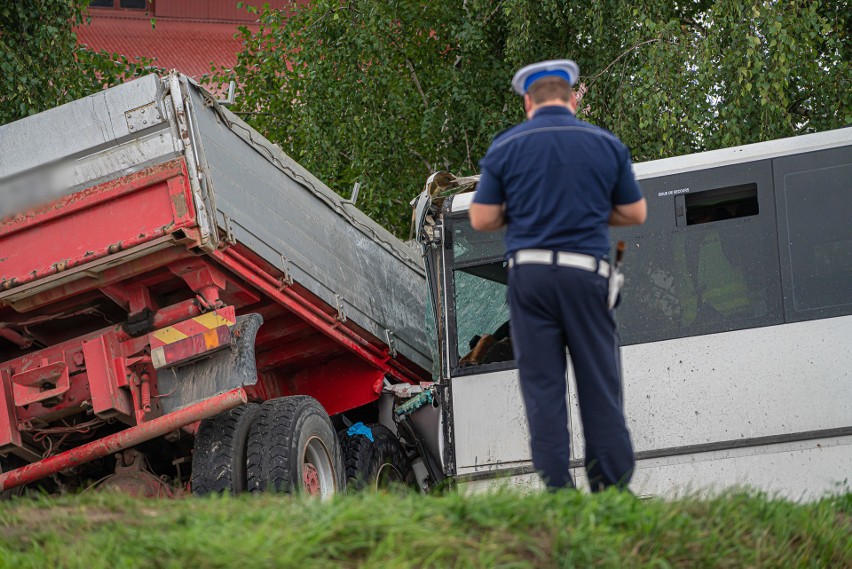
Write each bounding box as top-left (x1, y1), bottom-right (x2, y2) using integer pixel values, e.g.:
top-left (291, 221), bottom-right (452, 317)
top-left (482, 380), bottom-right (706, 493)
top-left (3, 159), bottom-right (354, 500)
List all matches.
top-left (618, 222), bottom-right (776, 344)
top-left (452, 219), bottom-right (504, 266)
top-left (684, 183), bottom-right (758, 225)
top-left (615, 162), bottom-right (783, 344)
top-left (774, 147), bottom-right (852, 320)
top-left (89, 0), bottom-right (148, 7)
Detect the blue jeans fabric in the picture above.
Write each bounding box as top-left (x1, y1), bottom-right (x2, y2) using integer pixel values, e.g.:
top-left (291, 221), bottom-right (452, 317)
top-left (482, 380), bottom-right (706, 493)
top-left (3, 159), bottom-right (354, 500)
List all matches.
top-left (507, 262), bottom-right (635, 490)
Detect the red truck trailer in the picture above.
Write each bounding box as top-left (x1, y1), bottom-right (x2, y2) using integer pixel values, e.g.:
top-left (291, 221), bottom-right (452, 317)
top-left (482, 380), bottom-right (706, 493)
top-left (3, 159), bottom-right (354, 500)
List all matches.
top-left (0, 73), bottom-right (435, 497)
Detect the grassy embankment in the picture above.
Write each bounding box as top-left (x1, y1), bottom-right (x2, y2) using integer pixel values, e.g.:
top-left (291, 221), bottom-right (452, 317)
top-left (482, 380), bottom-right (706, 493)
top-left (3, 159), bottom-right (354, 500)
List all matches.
top-left (0, 488), bottom-right (849, 568)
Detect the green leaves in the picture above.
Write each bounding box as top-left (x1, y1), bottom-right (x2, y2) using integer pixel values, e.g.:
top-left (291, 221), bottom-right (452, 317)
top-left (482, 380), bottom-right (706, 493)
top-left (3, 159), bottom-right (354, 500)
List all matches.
top-left (0, 0), bottom-right (151, 127)
top-left (1, 1), bottom-right (845, 236)
top-left (212, 0), bottom-right (846, 235)
top-left (210, 1), bottom-right (513, 235)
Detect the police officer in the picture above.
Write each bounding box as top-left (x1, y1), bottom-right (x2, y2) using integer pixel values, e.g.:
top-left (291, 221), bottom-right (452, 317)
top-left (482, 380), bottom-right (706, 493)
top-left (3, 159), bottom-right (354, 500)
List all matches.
top-left (469, 60), bottom-right (647, 491)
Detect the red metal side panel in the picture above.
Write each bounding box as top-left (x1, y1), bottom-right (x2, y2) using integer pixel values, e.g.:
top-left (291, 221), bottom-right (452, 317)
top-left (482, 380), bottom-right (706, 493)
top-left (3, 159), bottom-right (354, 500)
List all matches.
top-left (0, 369), bottom-right (21, 449)
top-left (0, 159), bottom-right (194, 291)
top-left (82, 334), bottom-right (134, 419)
top-left (214, 247), bottom-right (430, 385)
top-left (284, 356), bottom-right (386, 417)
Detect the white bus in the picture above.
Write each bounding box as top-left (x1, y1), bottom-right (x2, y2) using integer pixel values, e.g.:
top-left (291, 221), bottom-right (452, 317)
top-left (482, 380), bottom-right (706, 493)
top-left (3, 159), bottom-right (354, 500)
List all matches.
top-left (412, 127), bottom-right (852, 500)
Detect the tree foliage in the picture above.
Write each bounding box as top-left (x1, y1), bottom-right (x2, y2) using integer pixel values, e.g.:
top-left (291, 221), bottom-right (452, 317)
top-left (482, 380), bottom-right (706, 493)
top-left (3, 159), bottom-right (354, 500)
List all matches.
top-left (0, 0), bottom-right (151, 127)
top-left (224, 1), bottom-right (846, 234)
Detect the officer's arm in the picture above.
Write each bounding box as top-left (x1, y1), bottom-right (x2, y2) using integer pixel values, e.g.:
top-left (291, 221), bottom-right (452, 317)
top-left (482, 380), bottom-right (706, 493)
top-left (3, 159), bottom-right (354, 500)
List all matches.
top-left (609, 198), bottom-right (647, 226)
top-left (609, 146), bottom-right (647, 226)
top-left (469, 203), bottom-right (506, 231)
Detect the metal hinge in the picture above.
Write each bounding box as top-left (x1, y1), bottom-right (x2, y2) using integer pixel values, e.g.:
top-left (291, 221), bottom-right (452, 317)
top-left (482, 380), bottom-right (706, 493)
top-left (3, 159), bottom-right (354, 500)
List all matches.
top-left (221, 213), bottom-right (236, 246)
top-left (423, 223), bottom-right (442, 246)
top-left (335, 295), bottom-right (347, 323)
top-left (279, 255), bottom-right (294, 287)
top-left (385, 329), bottom-right (398, 358)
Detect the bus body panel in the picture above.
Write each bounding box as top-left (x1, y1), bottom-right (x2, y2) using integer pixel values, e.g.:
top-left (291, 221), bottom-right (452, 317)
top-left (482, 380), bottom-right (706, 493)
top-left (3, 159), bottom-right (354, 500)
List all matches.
top-left (621, 316), bottom-right (852, 452)
top-left (451, 316), bottom-right (851, 474)
top-left (459, 434), bottom-right (852, 502)
top-left (429, 127), bottom-right (852, 500)
top-left (628, 434), bottom-right (852, 501)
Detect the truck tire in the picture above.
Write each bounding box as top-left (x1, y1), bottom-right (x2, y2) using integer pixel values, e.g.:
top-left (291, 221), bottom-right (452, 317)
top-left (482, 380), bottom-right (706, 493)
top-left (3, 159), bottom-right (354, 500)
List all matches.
top-left (246, 396), bottom-right (344, 497)
top-left (191, 402), bottom-right (260, 496)
top-left (339, 424), bottom-right (413, 491)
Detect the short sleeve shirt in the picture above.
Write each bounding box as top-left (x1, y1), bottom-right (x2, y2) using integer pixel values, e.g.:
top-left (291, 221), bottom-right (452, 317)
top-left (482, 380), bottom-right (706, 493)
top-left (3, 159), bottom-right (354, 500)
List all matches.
top-left (473, 106), bottom-right (643, 258)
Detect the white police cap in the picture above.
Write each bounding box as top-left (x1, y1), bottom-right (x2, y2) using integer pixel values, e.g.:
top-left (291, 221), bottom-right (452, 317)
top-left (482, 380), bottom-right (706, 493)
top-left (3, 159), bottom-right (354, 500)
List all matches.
top-left (512, 59), bottom-right (580, 95)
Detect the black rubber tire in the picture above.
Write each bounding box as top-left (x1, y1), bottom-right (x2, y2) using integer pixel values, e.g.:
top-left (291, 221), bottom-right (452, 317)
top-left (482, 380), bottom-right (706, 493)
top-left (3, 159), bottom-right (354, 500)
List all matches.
top-left (338, 424), bottom-right (413, 491)
top-left (191, 402), bottom-right (260, 496)
top-left (246, 396), bottom-right (344, 496)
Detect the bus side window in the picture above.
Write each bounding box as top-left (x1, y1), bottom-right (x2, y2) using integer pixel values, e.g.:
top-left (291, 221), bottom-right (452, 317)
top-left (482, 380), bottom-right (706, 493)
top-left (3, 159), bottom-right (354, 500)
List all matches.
top-left (617, 170), bottom-right (782, 345)
top-left (779, 161), bottom-right (852, 314)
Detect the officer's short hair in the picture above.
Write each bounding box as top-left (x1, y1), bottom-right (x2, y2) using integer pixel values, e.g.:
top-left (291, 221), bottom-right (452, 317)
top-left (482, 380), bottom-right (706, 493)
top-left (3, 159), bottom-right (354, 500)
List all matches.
top-left (528, 77), bottom-right (572, 104)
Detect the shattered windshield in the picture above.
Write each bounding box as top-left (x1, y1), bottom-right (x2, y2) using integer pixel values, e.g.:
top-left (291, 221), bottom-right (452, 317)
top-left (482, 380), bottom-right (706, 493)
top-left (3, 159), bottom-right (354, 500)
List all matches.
top-left (448, 216), bottom-right (513, 369)
top-left (453, 265), bottom-right (511, 366)
top-left (452, 218), bottom-right (505, 265)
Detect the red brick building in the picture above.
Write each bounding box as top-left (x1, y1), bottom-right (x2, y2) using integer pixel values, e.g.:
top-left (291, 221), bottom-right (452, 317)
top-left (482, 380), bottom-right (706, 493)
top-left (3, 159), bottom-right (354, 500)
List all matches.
top-left (75, 1), bottom-right (298, 83)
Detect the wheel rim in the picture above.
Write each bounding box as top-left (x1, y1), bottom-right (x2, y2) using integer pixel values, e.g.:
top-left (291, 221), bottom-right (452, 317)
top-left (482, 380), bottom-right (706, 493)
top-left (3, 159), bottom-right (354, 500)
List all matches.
top-left (303, 463), bottom-right (320, 495)
top-left (374, 462), bottom-right (405, 491)
top-left (303, 436), bottom-right (336, 499)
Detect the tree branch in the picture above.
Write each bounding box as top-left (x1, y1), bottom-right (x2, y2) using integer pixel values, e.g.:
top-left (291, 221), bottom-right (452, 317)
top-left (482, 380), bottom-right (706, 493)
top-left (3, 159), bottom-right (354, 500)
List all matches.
top-left (406, 58), bottom-right (429, 109)
top-left (409, 148), bottom-right (432, 172)
top-left (463, 128), bottom-right (475, 173)
top-left (483, 0), bottom-right (506, 25)
top-left (681, 16), bottom-right (707, 36)
top-left (587, 38), bottom-right (662, 85)
top-left (305, 6), bottom-right (349, 32)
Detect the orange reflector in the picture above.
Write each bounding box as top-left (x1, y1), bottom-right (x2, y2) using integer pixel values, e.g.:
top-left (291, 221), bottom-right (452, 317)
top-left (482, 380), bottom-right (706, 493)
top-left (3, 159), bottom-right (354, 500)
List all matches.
top-left (151, 324), bottom-right (232, 369)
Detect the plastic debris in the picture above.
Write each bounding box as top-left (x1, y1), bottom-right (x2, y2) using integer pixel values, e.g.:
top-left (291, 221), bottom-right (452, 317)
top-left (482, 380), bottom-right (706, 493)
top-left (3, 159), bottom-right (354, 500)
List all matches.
top-left (383, 381), bottom-right (435, 399)
top-left (346, 421), bottom-right (374, 442)
top-left (394, 389), bottom-right (434, 417)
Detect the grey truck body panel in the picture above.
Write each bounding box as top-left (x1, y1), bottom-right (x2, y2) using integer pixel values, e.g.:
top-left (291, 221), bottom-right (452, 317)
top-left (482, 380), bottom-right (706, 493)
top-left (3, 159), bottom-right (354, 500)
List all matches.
top-left (0, 73), bottom-right (430, 372)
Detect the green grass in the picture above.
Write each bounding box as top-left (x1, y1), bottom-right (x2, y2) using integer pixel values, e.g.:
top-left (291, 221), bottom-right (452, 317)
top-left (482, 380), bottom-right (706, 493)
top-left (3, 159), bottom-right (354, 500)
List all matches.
top-left (0, 489), bottom-right (849, 568)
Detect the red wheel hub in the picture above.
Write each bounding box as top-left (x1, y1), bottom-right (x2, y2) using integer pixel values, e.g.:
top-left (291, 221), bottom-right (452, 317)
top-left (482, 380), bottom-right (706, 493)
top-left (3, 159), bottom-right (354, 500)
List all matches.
top-left (303, 462), bottom-right (320, 496)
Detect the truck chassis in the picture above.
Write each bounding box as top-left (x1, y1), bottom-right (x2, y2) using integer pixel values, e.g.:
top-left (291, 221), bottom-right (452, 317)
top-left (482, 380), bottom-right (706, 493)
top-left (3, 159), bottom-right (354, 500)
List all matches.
top-left (0, 75), bottom-right (432, 496)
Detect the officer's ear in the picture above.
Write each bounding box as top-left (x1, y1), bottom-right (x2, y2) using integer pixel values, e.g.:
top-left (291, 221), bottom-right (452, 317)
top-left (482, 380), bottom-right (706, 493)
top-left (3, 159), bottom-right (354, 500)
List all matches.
top-left (568, 89), bottom-right (578, 113)
top-left (524, 94), bottom-right (533, 118)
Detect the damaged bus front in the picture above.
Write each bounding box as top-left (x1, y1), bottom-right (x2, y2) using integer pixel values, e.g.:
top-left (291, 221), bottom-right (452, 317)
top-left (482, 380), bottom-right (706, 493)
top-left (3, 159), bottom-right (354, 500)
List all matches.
top-left (412, 128), bottom-right (852, 500)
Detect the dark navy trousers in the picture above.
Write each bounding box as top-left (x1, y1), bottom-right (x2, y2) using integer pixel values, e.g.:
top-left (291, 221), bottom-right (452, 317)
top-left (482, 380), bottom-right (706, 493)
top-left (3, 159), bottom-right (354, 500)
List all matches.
top-left (507, 262), bottom-right (634, 491)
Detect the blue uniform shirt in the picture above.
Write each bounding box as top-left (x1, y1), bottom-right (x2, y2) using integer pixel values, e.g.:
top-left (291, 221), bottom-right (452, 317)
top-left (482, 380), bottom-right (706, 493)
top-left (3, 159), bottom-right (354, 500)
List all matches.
top-left (473, 106), bottom-right (643, 258)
